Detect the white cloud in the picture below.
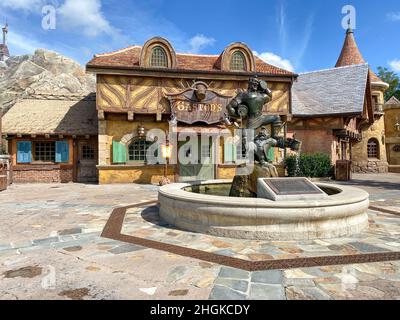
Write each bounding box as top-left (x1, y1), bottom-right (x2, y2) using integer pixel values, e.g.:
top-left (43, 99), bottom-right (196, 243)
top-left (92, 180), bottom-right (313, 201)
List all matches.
top-left (389, 59), bottom-right (400, 72)
top-left (387, 12), bottom-right (400, 21)
top-left (0, 0), bottom-right (44, 12)
top-left (58, 0), bottom-right (115, 37)
top-left (278, 0), bottom-right (287, 53)
top-left (188, 34), bottom-right (216, 54)
top-left (254, 51), bottom-right (294, 72)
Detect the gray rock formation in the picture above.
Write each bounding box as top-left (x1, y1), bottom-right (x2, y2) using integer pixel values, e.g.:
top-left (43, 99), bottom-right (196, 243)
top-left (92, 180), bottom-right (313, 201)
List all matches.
top-left (0, 49), bottom-right (95, 114)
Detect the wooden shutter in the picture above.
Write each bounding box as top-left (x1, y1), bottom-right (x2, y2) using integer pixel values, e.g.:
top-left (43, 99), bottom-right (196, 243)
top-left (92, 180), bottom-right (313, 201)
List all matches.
top-left (17, 141), bottom-right (32, 163)
top-left (268, 147), bottom-right (275, 162)
top-left (55, 141), bottom-right (69, 163)
top-left (112, 141), bottom-right (127, 164)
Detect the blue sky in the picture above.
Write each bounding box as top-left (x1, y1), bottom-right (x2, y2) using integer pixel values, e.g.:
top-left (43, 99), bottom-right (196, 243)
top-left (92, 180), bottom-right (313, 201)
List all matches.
top-left (1, 0), bottom-right (399, 74)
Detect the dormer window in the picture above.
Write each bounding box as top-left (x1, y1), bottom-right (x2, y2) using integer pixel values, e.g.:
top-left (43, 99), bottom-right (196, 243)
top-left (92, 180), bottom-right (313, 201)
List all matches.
top-left (150, 46), bottom-right (168, 68)
top-left (230, 51), bottom-right (246, 71)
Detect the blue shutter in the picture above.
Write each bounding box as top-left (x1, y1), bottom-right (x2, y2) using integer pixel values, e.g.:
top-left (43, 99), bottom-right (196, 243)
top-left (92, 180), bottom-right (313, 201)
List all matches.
top-left (56, 141), bottom-right (69, 163)
top-left (17, 141), bottom-right (32, 163)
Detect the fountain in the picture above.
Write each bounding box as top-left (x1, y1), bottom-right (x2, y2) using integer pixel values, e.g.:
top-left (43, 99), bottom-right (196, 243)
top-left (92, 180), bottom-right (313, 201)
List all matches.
top-left (158, 77), bottom-right (369, 241)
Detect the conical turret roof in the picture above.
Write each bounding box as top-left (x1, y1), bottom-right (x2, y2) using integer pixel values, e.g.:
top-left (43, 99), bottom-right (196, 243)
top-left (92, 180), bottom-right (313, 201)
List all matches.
top-left (335, 28), bottom-right (382, 83)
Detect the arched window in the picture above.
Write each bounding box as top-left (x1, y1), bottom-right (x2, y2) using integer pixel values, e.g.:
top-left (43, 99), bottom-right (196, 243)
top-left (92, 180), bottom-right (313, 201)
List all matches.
top-left (150, 46), bottom-right (168, 67)
top-left (367, 138), bottom-right (379, 159)
top-left (230, 51), bottom-right (246, 71)
top-left (128, 139), bottom-right (151, 161)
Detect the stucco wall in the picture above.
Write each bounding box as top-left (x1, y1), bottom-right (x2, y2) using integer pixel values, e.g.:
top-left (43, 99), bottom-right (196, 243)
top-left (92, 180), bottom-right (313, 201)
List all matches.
top-left (98, 165), bottom-right (175, 184)
top-left (384, 105), bottom-right (400, 167)
top-left (289, 129), bottom-right (336, 161)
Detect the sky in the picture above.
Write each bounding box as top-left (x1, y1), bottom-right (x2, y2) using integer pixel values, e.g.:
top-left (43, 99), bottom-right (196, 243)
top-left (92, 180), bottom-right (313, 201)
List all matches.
top-left (0, 0), bottom-right (399, 74)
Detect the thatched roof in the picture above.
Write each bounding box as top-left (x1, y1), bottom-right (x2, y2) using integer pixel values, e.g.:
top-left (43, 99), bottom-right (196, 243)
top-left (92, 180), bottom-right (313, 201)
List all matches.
top-left (2, 94), bottom-right (98, 136)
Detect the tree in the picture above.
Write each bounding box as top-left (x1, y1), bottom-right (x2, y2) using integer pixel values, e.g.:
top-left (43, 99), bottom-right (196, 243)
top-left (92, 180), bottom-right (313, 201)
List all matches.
top-left (376, 67), bottom-right (400, 101)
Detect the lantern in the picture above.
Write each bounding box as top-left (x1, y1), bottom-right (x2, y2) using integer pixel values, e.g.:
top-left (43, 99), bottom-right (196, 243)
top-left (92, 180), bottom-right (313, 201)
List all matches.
top-left (161, 142), bottom-right (173, 159)
top-left (137, 124), bottom-right (146, 137)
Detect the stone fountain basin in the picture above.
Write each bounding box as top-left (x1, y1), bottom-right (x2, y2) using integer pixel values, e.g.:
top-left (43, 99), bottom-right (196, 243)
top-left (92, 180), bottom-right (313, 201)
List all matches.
top-left (158, 180), bottom-right (370, 241)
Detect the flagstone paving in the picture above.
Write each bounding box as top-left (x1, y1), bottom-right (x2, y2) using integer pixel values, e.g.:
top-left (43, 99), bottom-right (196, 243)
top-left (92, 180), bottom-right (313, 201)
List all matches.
top-left (0, 174), bottom-right (399, 300)
top-left (120, 206), bottom-right (400, 262)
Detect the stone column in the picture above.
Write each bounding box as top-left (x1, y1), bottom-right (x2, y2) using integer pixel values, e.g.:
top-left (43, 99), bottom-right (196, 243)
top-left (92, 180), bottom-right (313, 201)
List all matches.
top-left (98, 120), bottom-right (110, 166)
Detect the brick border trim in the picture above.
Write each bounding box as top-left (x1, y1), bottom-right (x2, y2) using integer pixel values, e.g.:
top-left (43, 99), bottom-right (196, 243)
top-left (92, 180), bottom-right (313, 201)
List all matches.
top-left (369, 206), bottom-right (400, 217)
top-left (101, 202), bottom-right (400, 271)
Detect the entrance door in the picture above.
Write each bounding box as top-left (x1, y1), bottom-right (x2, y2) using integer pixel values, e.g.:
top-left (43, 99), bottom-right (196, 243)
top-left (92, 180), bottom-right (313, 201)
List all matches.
top-left (178, 137), bottom-right (215, 182)
top-left (77, 140), bottom-right (98, 183)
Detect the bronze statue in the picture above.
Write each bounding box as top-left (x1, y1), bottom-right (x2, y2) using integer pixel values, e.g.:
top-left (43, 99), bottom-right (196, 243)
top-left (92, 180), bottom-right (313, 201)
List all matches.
top-left (226, 76), bottom-right (282, 132)
top-left (225, 76), bottom-right (300, 166)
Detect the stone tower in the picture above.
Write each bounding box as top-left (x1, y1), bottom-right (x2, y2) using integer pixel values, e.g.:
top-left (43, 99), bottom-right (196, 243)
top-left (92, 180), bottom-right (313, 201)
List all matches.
top-left (336, 27), bottom-right (389, 173)
top-left (0, 23), bottom-right (9, 62)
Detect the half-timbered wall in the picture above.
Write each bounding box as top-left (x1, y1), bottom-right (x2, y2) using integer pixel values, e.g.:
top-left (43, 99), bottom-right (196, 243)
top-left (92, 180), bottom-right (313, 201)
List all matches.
top-left (97, 75), bottom-right (291, 115)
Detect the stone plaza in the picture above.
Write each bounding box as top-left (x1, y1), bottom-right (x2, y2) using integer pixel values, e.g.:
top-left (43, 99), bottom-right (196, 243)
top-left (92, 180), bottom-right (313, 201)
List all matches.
top-left (0, 174), bottom-right (399, 300)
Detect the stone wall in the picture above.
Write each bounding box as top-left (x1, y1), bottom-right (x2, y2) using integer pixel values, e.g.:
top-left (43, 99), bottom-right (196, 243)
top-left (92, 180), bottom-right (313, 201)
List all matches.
top-left (13, 165), bottom-right (73, 183)
top-left (351, 159), bottom-right (388, 173)
top-left (352, 115), bottom-right (388, 173)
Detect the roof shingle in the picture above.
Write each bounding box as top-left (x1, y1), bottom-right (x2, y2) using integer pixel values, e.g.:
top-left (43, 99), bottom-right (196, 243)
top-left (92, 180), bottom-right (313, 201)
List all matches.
top-left (292, 64), bottom-right (369, 116)
top-left (385, 95), bottom-right (400, 105)
top-left (87, 45), bottom-right (295, 76)
top-left (335, 28), bottom-right (383, 84)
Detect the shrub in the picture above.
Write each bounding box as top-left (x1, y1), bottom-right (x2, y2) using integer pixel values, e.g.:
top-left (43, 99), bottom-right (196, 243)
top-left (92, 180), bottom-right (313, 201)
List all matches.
top-left (285, 153), bottom-right (333, 178)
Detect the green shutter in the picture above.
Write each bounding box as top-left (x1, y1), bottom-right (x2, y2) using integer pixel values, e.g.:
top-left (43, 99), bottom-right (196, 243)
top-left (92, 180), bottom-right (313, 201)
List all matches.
top-left (267, 147), bottom-right (275, 162)
top-left (224, 141), bottom-right (237, 164)
top-left (55, 141), bottom-right (69, 163)
top-left (113, 141), bottom-right (127, 164)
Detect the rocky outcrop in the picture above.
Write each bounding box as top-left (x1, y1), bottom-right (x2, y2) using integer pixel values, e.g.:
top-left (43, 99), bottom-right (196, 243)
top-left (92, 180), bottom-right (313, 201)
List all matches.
top-left (0, 49), bottom-right (95, 114)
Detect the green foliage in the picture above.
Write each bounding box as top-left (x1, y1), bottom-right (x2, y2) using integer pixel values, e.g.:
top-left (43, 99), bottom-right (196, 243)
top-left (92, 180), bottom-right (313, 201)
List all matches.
top-left (285, 153), bottom-right (333, 178)
top-left (377, 67), bottom-right (400, 102)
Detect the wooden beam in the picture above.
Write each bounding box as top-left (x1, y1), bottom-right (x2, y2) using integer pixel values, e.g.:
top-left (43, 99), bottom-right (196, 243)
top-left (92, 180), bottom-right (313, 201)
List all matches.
top-left (87, 66), bottom-right (295, 83)
top-left (98, 110), bottom-right (105, 121)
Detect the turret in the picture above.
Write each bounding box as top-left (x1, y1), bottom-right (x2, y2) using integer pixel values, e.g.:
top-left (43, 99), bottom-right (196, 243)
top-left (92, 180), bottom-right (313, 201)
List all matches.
top-left (2, 23), bottom-right (7, 46)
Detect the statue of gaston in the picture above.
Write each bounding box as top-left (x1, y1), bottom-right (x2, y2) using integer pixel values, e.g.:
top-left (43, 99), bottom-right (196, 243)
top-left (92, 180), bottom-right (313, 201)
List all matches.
top-left (224, 76), bottom-right (300, 166)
